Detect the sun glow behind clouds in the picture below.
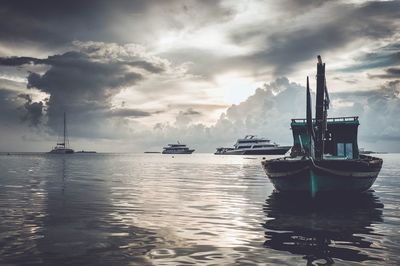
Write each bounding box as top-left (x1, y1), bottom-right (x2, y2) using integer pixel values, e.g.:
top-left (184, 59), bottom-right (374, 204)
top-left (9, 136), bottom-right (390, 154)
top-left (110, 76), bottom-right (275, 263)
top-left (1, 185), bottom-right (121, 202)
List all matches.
top-left (215, 73), bottom-right (261, 105)
top-left (156, 28), bottom-right (250, 56)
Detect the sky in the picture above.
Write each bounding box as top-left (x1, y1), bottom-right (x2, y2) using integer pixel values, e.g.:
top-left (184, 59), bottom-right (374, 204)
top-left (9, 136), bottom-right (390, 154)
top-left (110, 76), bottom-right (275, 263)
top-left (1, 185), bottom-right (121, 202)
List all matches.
top-left (0, 0), bottom-right (399, 152)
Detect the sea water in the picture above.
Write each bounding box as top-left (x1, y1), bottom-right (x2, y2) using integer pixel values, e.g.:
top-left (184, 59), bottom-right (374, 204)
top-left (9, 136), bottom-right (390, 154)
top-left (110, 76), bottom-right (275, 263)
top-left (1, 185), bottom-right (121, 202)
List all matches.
top-left (0, 153), bottom-right (399, 265)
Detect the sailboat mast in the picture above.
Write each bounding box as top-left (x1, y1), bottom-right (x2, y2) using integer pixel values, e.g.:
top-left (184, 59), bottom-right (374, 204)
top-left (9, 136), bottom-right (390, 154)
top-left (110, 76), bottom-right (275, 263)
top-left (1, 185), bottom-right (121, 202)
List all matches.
top-left (63, 112), bottom-right (66, 147)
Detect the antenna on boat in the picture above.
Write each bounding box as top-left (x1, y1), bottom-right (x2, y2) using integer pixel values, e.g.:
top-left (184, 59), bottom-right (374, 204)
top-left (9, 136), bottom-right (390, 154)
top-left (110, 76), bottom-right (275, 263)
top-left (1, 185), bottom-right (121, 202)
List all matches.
top-left (306, 76), bottom-right (315, 158)
top-left (315, 55), bottom-right (327, 159)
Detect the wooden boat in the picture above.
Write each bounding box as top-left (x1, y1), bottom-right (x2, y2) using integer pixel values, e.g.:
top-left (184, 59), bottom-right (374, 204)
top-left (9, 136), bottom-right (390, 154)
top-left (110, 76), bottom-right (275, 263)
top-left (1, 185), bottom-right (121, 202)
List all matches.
top-left (261, 56), bottom-right (383, 194)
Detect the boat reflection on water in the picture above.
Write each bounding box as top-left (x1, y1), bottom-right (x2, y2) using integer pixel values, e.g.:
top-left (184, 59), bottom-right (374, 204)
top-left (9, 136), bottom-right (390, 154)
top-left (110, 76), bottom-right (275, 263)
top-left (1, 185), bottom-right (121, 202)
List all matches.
top-left (262, 191), bottom-right (384, 265)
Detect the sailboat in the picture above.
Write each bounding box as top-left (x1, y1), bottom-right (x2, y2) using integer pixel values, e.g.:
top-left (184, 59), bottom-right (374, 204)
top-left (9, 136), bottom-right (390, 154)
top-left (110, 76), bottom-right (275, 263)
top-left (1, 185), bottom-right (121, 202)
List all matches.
top-left (261, 56), bottom-right (383, 194)
top-left (48, 112), bottom-right (74, 154)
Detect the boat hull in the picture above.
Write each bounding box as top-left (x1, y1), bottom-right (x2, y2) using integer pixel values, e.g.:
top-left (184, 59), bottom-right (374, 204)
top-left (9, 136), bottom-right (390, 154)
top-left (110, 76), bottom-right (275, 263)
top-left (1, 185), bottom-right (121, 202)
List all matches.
top-left (242, 146), bottom-right (291, 155)
top-left (48, 148), bottom-right (74, 154)
top-left (261, 155), bottom-right (383, 193)
top-left (215, 146), bottom-right (291, 155)
top-left (162, 149), bottom-right (194, 154)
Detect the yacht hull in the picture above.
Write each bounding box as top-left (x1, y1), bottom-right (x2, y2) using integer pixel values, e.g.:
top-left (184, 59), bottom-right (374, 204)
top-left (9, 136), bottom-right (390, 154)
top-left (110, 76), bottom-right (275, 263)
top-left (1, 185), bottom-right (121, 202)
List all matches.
top-left (242, 146), bottom-right (291, 155)
top-left (162, 149), bottom-right (194, 154)
top-left (215, 146), bottom-right (291, 155)
top-left (261, 155), bottom-right (383, 193)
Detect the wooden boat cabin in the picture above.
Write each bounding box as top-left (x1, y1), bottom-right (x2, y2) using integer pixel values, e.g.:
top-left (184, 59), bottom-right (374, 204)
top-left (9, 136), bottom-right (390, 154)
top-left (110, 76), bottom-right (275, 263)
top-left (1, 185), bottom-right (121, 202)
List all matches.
top-left (291, 116), bottom-right (360, 159)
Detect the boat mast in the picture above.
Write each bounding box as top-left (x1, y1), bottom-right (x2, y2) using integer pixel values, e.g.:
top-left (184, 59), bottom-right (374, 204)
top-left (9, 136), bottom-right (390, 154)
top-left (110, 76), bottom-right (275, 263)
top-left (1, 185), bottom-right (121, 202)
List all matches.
top-left (306, 76), bottom-right (315, 158)
top-left (315, 55), bottom-right (326, 159)
top-left (63, 112), bottom-right (66, 148)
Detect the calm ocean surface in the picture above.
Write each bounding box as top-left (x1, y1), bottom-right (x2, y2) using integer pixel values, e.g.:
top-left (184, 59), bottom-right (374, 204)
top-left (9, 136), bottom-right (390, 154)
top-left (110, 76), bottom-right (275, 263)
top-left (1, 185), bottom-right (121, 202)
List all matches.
top-left (0, 153), bottom-right (399, 265)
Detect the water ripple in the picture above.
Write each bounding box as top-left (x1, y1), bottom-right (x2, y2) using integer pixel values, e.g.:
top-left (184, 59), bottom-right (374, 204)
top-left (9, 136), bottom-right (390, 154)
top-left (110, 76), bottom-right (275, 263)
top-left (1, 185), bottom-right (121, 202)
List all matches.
top-left (0, 153), bottom-right (399, 265)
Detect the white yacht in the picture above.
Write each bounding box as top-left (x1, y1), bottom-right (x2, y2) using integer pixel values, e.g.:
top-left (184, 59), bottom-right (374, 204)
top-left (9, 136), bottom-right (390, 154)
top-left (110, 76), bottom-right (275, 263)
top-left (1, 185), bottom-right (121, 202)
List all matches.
top-left (162, 142), bottom-right (195, 154)
top-left (48, 112), bottom-right (74, 154)
top-left (215, 135), bottom-right (290, 155)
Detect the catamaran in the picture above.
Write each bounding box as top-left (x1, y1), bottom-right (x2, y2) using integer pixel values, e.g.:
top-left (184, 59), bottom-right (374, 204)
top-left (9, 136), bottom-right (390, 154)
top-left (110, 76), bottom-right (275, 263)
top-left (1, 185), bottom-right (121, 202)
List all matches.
top-left (48, 112), bottom-right (74, 154)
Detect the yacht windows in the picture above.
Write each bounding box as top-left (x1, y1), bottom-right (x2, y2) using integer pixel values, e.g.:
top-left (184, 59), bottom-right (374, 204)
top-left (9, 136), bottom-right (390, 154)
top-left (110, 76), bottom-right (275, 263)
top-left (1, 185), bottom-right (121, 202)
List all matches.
top-left (237, 140), bottom-right (270, 144)
top-left (253, 145), bottom-right (274, 148)
top-left (238, 145), bottom-right (251, 149)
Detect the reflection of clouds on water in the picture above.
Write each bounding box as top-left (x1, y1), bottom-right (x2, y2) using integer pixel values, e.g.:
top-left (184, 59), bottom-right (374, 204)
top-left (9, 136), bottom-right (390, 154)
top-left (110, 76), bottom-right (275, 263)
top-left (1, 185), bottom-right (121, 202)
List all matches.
top-left (263, 191), bottom-right (384, 265)
top-left (107, 155), bottom-right (271, 264)
top-left (108, 158), bottom-right (266, 247)
top-left (2, 154), bottom-right (400, 265)
top-left (0, 155), bottom-right (165, 265)
top-left (38, 155), bottom-right (166, 265)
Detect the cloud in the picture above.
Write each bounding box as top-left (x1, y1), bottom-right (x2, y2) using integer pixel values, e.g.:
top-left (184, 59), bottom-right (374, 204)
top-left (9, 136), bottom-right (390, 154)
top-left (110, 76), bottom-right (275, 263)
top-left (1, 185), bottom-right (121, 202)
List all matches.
top-left (0, 88), bottom-right (44, 127)
top-left (125, 61), bottom-right (165, 74)
top-left (368, 68), bottom-right (400, 79)
top-left (0, 40), bottom-right (212, 145)
top-left (0, 0), bottom-right (233, 50)
top-left (22, 51), bottom-right (145, 129)
top-left (168, 103), bottom-right (230, 111)
top-left (0, 41), bottom-right (182, 139)
top-left (0, 1), bottom-right (400, 152)
top-left (341, 43), bottom-right (400, 72)
top-left (182, 108), bottom-right (201, 116)
top-left (148, 76), bottom-right (400, 152)
top-left (0, 56), bottom-right (44, 66)
top-left (230, 1), bottom-right (400, 75)
top-left (149, 77), bottom-right (306, 151)
top-left (17, 93), bottom-right (44, 126)
top-left (325, 80), bottom-right (400, 150)
top-left (0, 89), bottom-right (22, 124)
top-left (107, 108), bottom-right (153, 118)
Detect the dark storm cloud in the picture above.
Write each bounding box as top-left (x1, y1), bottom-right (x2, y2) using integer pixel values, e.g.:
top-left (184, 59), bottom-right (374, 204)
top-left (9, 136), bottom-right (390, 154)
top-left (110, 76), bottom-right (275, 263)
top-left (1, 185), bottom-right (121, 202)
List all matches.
top-left (0, 57), bottom-right (44, 66)
top-left (0, 0), bottom-right (148, 46)
top-left (0, 88), bottom-right (43, 126)
top-left (230, 1), bottom-right (400, 75)
top-left (342, 47), bottom-right (400, 72)
top-left (24, 51), bottom-right (144, 131)
top-left (368, 68), bottom-right (400, 79)
top-left (0, 0), bottom-right (232, 48)
top-left (0, 42), bottom-right (171, 137)
top-left (17, 94), bottom-right (44, 126)
top-left (159, 1), bottom-right (400, 79)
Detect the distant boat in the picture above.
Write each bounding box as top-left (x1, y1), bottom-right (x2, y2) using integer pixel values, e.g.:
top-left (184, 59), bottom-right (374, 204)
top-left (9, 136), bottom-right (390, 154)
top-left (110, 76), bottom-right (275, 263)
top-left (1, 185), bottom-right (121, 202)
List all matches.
top-left (144, 151), bottom-right (161, 154)
top-left (261, 56), bottom-right (383, 194)
top-left (215, 135), bottom-right (291, 155)
top-left (48, 112), bottom-right (74, 154)
top-left (162, 142), bottom-right (194, 154)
